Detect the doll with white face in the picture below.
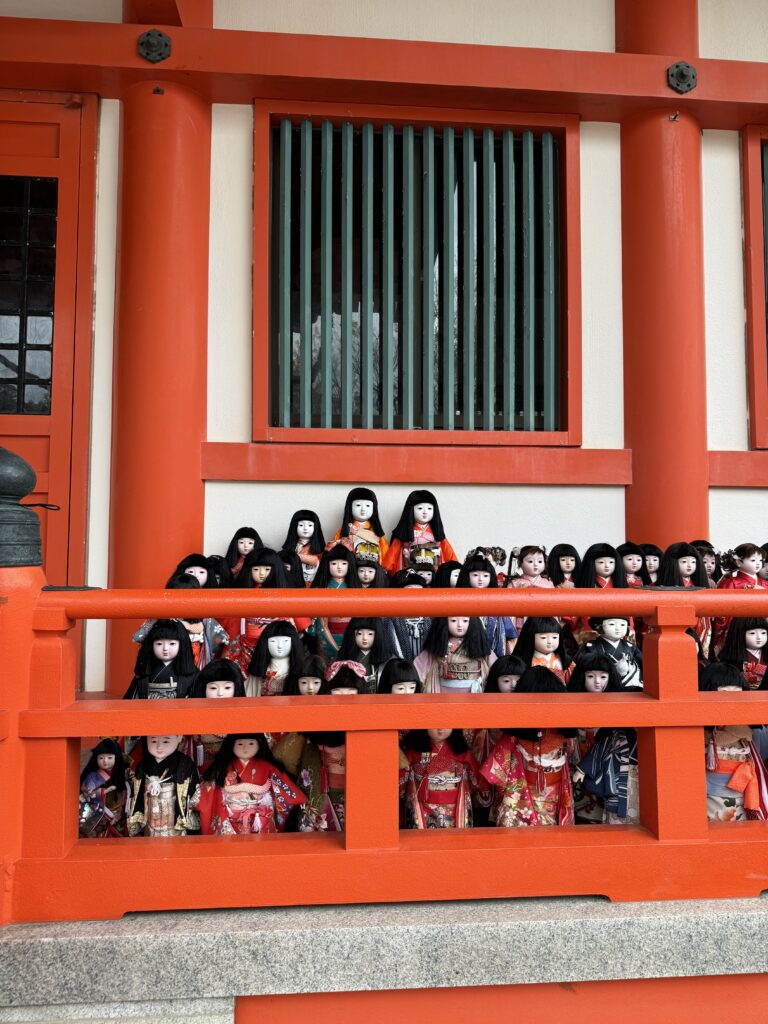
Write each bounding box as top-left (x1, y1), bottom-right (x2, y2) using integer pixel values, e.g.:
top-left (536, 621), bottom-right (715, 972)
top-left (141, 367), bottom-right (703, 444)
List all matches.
top-left (308, 544), bottom-right (361, 659)
top-left (578, 617), bottom-right (643, 690)
top-left (547, 544), bottom-right (581, 589)
top-left (126, 735), bottom-right (200, 837)
top-left (124, 619), bottom-right (198, 700)
top-left (185, 660), bottom-right (247, 772)
top-left (338, 617), bottom-right (395, 693)
top-left (246, 621), bottom-right (304, 697)
top-left (616, 542), bottom-right (648, 588)
top-left (224, 527), bottom-right (264, 580)
top-left (79, 738), bottom-right (128, 838)
top-left (456, 553), bottom-right (518, 655)
top-left (513, 617), bottom-right (572, 684)
top-left (333, 487), bottom-right (389, 566)
top-left (283, 510), bottom-right (326, 584)
top-left (719, 617), bottom-right (768, 690)
top-left (658, 542), bottom-right (712, 656)
top-left (712, 544), bottom-right (768, 656)
top-left (413, 616), bottom-right (496, 694)
top-left (382, 489), bottom-right (458, 575)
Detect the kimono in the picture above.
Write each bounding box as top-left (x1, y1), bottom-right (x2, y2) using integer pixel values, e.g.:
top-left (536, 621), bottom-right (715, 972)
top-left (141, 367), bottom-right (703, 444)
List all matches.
top-left (579, 635), bottom-right (643, 691)
top-left (132, 618), bottom-right (228, 669)
top-left (222, 612), bottom-right (312, 677)
top-left (333, 521), bottom-right (389, 565)
top-left (123, 663), bottom-right (197, 700)
top-left (186, 734), bottom-right (225, 774)
top-left (271, 732), bottom-right (343, 832)
top-left (530, 651), bottom-right (571, 686)
top-left (295, 541), bottom-right (321, 585)
top-left (390, 616), bottom-right (432, 661)
top-left (126, 749), bottom-right (200, 836)
top-left (246, 659), bottom-right (290, 697)
top-left (198, 756), bottom-right (305, 834)
top-left (577, 728), bottom-right (639, 825)
top-left (308, 579), bottom-right (352, 659)
top-left (479, 734), bottom-right (542, 827)
top-left (79, 769), bottom-right (127, 838)
top-left (483, 615), bottom-right (518, 658)
top-left (400, 742), bottom-right (486, 829)
top-left (383, 523), bottom-right (458, 575)
top-left (508, 574), bottom-right (555, 633)
top-left (504, 730), bottom-right (575, 826)
top-left (738, 650), bottom-right (768, 690)
top-left (414, 646), bottom-right (496, 694)
top-left (704, 726), bottom-right (768, 822)
top-left (712, 573), bottom-right (768, 656)
top-left (574, 576), bottom-right (615, 646)
top-left (680, 576), bottom-right (711, 658)
top-left (569, 729), bottom-right (604, 824)
top-left (625, 574), bottom-right (643, 589)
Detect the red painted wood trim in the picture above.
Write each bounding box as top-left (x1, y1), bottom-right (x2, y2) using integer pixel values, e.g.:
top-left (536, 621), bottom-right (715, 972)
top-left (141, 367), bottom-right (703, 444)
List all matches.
top-left (709, 449), bottom-right (768, 486)
top-left (201, 441), bottom-right (631, 484)
top-left (122, 0), bottom-right (211, 27)
top-left (0, 19), bottom-right (766, 129)
top-left (742, 125), bottom-right (768, 450)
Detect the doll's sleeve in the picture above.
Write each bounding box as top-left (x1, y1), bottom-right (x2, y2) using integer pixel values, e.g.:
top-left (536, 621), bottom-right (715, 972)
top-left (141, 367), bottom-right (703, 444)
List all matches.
top-left (382, 539), bottom-right (403, 574)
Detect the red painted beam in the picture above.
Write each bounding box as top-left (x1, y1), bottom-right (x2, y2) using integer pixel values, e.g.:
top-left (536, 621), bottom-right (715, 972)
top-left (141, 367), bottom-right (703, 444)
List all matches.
top-left (709, 450), bottom-right (768, 486)
top-left (0, 18), bottom-right (766, 127)
top-left (122, 0), bottom-right (212, 28)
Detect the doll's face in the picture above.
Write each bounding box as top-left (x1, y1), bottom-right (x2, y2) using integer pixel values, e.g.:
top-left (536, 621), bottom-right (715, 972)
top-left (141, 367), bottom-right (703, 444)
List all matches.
top-left (237, 537), bottom-right (255, 557)
top-left (447, 616), bottom-right (470, 638)
top-left (759, 563), bottom-right (768, 580)
top-left (427, 728), bottom-right (452, 745)
top-left (351, 498), bottom-right (374, 521)
top-left (331, 686), bottom-right (358, 695)
top-left (677, 555), bottom-right (697, 579)
top-left (739, 552), bottom-right (764, 575)
top-left (534, 631), bottom-right (560, 654)
top-left (355, 628), bottom-right (375, 651)
top-left (622, 554), bottom-right (643, 575)
top-left (496, 674), bottom-right (520, 693)
top-left (413, 502), bottom-right (434, 525)
top-left (206, 679), bottom-right (236, 698)
top-left (584, 670), bottom-right (610, 693)
top-left (357, 565), bottom-right (376, 586)
top-left (745, 628), bottom-right (768, 650)
top-left (147, 735), bottom-right (180, 760)
top-left (329, 558), bottom-right (349, 580)
top-left (153, 638), bottom-right (180, 664)
top-left (233, 737), bottom-right (259, 760)
top-left (296, 519), bottom-right (315, 540)
top-left (594, 556), bottom-right (615, 578)
top-left (416, 569), bottom-right (434, 586)
top-left (391, 680), bottom-right (418, 694)
top-left (702, 553), bottom-right (716, 577)
top-left (469, 570), bottom-right (492, 589)
top-left (559, 555), bottom-right (576, 574)
top-left (521, 552), bottom-right (546, 576)
top-left (97, 752), bottom-right (116, 771)
top-left (449, 568), bottom-right (461, 587)
top-left (601, 618), bottom-right (628, 641)
top-left (251, 564), bottom-right (271, 585)
top-left (645, 554), bottom-right (660, 575)
top-left (298, 676), bottom-right (322, 696)
top-left (267, 635), bottom-right (292, 659)
top-left (185, 565), bottom-right (208, 586)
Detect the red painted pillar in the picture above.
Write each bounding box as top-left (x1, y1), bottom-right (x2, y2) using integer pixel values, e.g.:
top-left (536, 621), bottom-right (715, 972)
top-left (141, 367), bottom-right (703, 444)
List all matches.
top-left (108, 81), bottom-right (210, 690)
top-left (616, 0), bottom-right (709, 546)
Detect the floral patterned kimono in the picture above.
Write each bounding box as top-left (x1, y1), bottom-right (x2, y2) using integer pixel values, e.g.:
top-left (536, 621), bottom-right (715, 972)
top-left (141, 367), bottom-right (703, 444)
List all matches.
top-left (531, 650), bottom-right (572, 686)
top-left (712, 572), bottom-right (768, 656)
top-left (739, 650), bottom-right (767, 690)
top-left (197, 756), bottom-right (305, 835)
top-left (400, 741), bottom-right (486, 829)
top-left (271, 732), bottom-right (343, 832)
top-left (704, 726), bottom-right (768, 822)
top-left (483, 730), bottom-right (574, 826)
top-left (383, 523), bottom-right (458, 575)
top-left (479, 734), bottom-right (541, 827)
top-left (295, 540), bottom-right (321, 585)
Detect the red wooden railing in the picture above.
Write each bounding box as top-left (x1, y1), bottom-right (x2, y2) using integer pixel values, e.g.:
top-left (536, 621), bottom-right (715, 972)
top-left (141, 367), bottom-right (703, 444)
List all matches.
top-left (3, 565), bottom-right (768, 925)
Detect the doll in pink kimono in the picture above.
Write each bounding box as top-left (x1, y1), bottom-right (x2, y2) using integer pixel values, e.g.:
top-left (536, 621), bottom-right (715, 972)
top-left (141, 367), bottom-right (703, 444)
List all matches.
top-left (713, 544), bottom-right (768, 656)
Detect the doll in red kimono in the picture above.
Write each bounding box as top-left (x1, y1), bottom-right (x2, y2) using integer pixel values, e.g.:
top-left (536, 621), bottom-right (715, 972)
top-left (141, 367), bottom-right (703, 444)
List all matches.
top-left (198, 733), bottom-right (305, 835)
top-left (382, 490), bottom-right (458, 575)
top-left (79, 738), bottom-right (128, 838)
top-left (712, 544), bottom-right (768, 656)
top-left (639, 543), bottom-right (663, 584)
top-left (719, 616), bottom-right (768, 690)
top-left (186, 659), bottom-right (247, 773)
top-left (282, 510), bottom-right (326, 585)
top-left (333, 487), bottom-right (389, 566)
top-left (513, 616), bottom-right (572, 684)
top-left (692, 540), bottom-right (721, 588)
top-left (506, 545), bottom-right (554, 593)
top-left (616, 541), bottom-right (651, 588)
top-left (658, 542), bottom-right (711, 657)
top-left (224, 526), bottom-right (263, 581)
top-left (400, 728), bottom-right (487, 829)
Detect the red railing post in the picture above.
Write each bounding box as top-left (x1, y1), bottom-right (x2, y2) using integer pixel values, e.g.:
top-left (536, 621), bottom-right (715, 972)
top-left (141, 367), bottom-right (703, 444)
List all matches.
top-left (344, 730), bottom-right (400, 850)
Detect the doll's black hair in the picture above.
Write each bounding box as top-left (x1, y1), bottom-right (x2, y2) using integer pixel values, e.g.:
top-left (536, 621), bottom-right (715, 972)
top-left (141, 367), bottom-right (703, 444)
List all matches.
top-left (720, 543), bottom-right (765, 575)
top-left (456, 553), bottom-right (499, 589)
top-left (338, 617), bottom-right (391, 664)
top-left (284, 653), bottom-right (330, 695)
top-left (390, 489), bottom-right (446, 543)
top-left (691, 540), bottom-right (722, 582)
top-left (356, 558), bottom-right (389, 588)
top-left (225, 527), bottom-right (264, 570)
top-left (513, 616), bottom-right (572, 671)
top-left (401, 728), bottom-right (468, 754)
top-left (485, 654), bottom-right (527, 692)
top-left (311, 543), bottom-right (362, 589)
top-left (207, 555), bottom-right (234, 589)
top-left (390, 568), bottom-right (425, 588)
top-left (278, 548), bottom-right (305, 588)
top-left (575, 543), bottom-right (627, 588)
top-left (327, 664), bottom-right (362, 692)
top-left (507, 666), bottom-right (576, 739)
top-left (566, 652), bottom-right (623, 693)
top-left (639, 543), bottom-right (664, 563)
top-left (658, 542), bottom-right (709, 589)
top-left (719, 616), bottom-right (768, 668)
top-left (586, 615), bottom-right (630, 633)
top-left (432, 560), bottom-right (463, 588)
top-left (133, 618), bottom-right (197, 676)
top-left (235, 548), bottom-right (291, 589)
top-left (546, 544), bottom-right (582, 587)
top-left (173, 553), bottom-right (218, 589)
top-left (247, 620), bottom-right (305, 678)
top-left (189, 658), bottom-right (246, 698)
top-left (422, 616), bottom-right (491, 659)
top-left (699, 662), bottom-right (749, 691)
top-left (339, 487), bottom-right (385, 538)
top-left (80, 737), bottom-right (126, 790)
top-left (616, 541), bottom-right (652, 585)
top-left (204, 733), bottom-right (285, 785)
top-left (377, 658), bottom-right (422, 693)
top-left (164, 572), bottom-right (201, 590)
top-left (282, 510), bottom-right (326, 555)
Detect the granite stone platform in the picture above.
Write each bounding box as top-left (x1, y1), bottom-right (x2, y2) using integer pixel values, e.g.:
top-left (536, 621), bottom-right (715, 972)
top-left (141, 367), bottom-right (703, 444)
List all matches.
top-left (2, 895), bottom-right (768, 1022)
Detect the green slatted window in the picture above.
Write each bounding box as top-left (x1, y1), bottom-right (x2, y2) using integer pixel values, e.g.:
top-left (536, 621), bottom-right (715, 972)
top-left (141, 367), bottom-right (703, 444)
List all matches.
top-left (269, 118), bottom-right (562, 433)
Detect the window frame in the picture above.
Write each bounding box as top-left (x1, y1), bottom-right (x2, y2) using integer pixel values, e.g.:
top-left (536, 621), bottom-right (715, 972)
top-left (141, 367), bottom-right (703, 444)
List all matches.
top-left (252, 99), bottom-right (582, 451)
top-left (742, 124), bottom-right (768, 450)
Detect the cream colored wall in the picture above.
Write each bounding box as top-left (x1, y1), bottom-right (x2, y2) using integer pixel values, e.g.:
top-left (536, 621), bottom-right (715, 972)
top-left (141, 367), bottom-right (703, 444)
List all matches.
top-left (214, 0), bottom-right (615, 51)
top-left (0, 0), bottom-right (121, 18)
top-left (699, 0), bottom-right (768, 62)
top-left (709, 490), bottom-right (768, 550)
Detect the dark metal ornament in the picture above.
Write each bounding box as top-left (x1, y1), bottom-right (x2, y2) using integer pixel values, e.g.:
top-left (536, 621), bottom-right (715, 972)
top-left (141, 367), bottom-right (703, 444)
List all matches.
top-left (138, 29), bottom-right (172, 64)
top-left (0, 446), bottom-right (42, 567)
top-left (667, 61), bottom-right (697, 94)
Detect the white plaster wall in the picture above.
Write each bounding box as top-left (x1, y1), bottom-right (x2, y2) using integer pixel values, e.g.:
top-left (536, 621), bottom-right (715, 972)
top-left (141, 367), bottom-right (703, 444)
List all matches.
top-left (0, 0), bottom-right (121, 19)
top-left (699, 0), bottom-right (768, 62)
top-left (709, 490), bottom-right (768, 549)
top-left (702, 130), bottom-right (749, 452)
top-left (580, 122), bottom-right (623, 449)
top-left (83, 98), bottom-right (119, 691)
top-left (214, 0), bottom-right (615, 51)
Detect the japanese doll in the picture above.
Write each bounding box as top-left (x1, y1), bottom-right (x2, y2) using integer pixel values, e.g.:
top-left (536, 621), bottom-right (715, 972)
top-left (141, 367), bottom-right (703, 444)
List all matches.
top-left (282, 510), bottom-right (326, 585)
top-left (546, 543), bottom-right (581, 590)
top-left (575, 728), bottom-right (640, 825)
top-left (565, 652), bottom-right (623, 693)
top-left (506, 544), bottom-right (555, 631)
top-left (712, 544), bottom-right (768, 656)
top-left (246, 620), bottom-right (304, 697)
top-left (186, 660), bottom-right (247, 773)
top-left (198, 734), bottom-right (305, 835)
top-left (513, 616), bottom-right (572, 685)
top-left (356, 558), bottom-right (389, 589)
top-left (126, 735), bottom-right (200, 837)
top-left (639, 543), bottom-right (663, 584)
top-left (691, 539), bottom-right (721, 588)
top-left (132, 574), bottom-right (228, 670)
top-left (337, 616), bottom-right (396, 693)
top-left (388, 570), bottom-right (432, 660)
top-left (172, 552), bottom-right (219, 589)
top-left (616, 541), bottom-right (650, 588)
top-left (658, 542), bottom-right (711, 656)
top-left (413, 616), bottom-right (496, 693)
top-left (382, 490), bottom-right (458, 575)
top-left (456, 552), bottom-right (517, 655)
top-left (433, 560), bottom-right (463, 588)
top-left (719, 616), bottom-right (768, 690)
top-left (224, 526), bottom-right (263, 580)
top-left (308, 544), bottom-right (361, 659)
top-left (578, 617), bottom-right (643, 691)
top-left (470, 654), bottom-right (526, 767)
top-left (400, 728), bottom-right (487, 829)
top-left (333, 487), bottom-right (389, 566)
top-left (124, 618), bottom-right (198, 700)
top-left (573, 543), bottom-right (628, 645)
top-left (79, 738), bottom-right (128, 838)
top-left (377, 658), bottom-right (423, 694)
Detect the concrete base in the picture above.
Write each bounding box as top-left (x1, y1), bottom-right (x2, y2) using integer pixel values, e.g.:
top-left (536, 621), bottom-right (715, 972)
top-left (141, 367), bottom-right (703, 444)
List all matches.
top-left (2, 896), bottom-right (768, 1017)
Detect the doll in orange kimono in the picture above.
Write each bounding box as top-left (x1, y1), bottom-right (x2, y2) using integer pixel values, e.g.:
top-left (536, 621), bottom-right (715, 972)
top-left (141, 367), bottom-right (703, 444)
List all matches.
top-left (282, 510), bottom-right (326, 585)
top-left (333, 487), bottom-right (389, 566)
top-left (382, 490), bottom-right (458, 575)
top-left (512, 616), bottom-right (572, 685)
top-left (399, 728), bottom-right (487, 829)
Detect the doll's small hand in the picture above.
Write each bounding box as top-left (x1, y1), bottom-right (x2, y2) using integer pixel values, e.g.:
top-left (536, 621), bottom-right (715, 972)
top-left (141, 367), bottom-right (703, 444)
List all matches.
top-left (616, 655), bottom-right (630, 676)
top-left (560, 580), bottom-right (575, 589)
top-left (572, 768), bottom-right (585, 783)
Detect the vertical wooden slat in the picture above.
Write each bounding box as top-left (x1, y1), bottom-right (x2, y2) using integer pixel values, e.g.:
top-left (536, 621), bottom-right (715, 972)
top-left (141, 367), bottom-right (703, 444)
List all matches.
top-left (481, 127), bottom-right (495, 431)
top-left (522, 130), bottom-right (536, 431)
top-left (298, 119), bottom-right (312, 427)
top-left (541, 131), bottom-right (556, 431)
top-left (422, 125), bottom-right (435, 430)
top-left (361, 123), bottom-right (374, 430)
top-left (462, 128), bottom-right (475, 430)
top-left (401, 125), bottom-right (415, 429)
top-left (501, 129), bottom-right (515, 431)
top-left (763, 143), bottom-right (768, 335)
top-left (319, 121), bottom-right (333, 428)
top-left (381, 123), bottom-right (395, 430)
top-left (341, 122), bottom-right (353, 428)
top-left (442, 126), bottom-right (455, 430)
top-left (277, 118), bottom-right (292, 428)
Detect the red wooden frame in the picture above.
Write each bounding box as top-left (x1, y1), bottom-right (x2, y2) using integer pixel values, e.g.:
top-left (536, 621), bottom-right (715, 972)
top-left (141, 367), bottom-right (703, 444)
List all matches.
top-left (742, 125), bottom-right (768, 450)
